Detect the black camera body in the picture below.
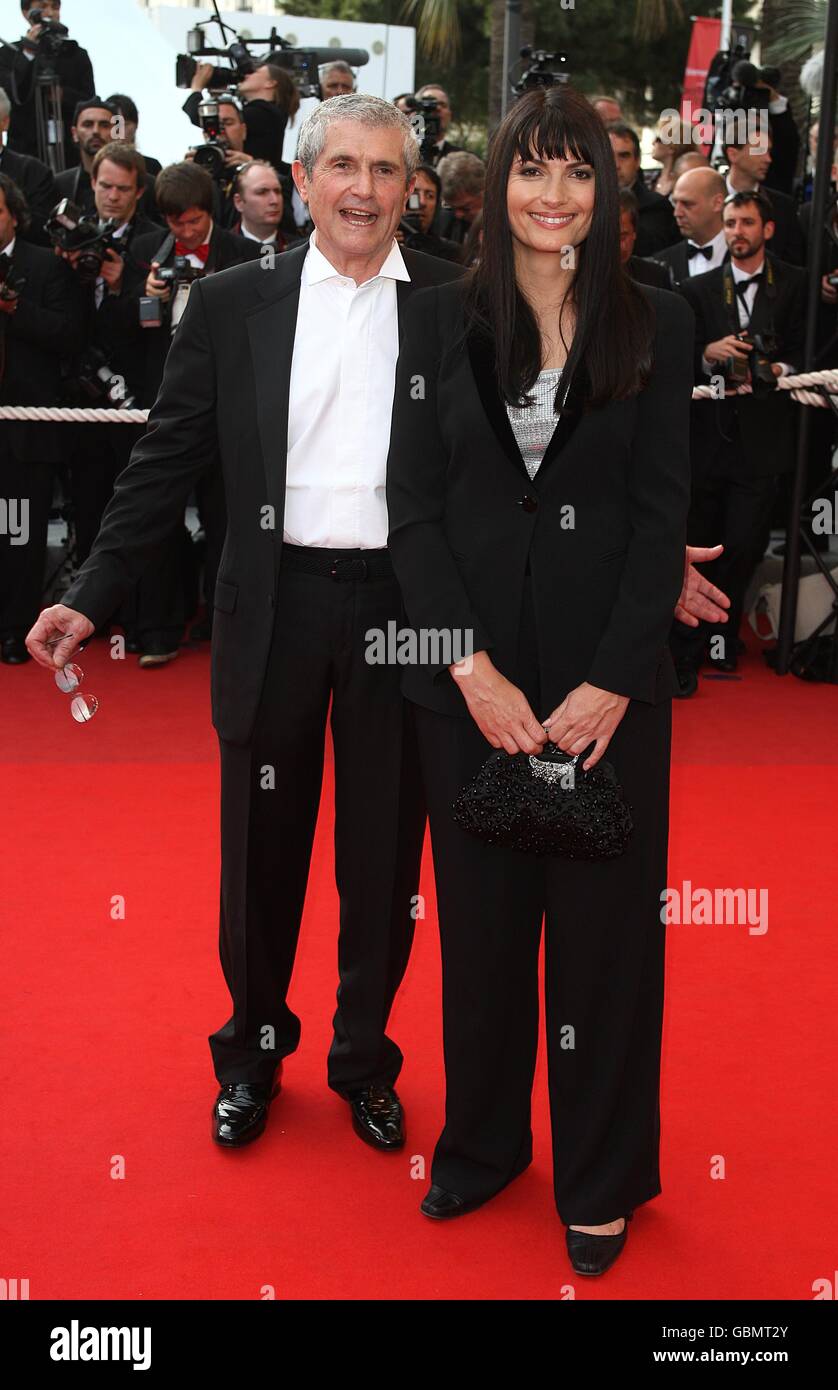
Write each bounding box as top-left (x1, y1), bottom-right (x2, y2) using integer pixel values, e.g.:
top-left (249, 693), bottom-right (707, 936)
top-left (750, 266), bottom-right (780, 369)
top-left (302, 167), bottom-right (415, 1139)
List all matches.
top-left (723, 330), bottom-right (779, 396)
top-left (75, 346), bottom-right (136, 410)
top-left (156, 256), bottom-right (203, 288)
top-left (191, 97), bottom-right (232, 182)
top-left (139, 257), bottom-right (204, 329)
top-left (45, 199), bottom-right (121, 284)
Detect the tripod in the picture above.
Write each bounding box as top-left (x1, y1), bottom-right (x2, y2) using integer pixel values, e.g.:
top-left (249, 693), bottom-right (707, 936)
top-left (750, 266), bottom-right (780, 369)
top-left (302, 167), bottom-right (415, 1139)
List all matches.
top-left (32, 59), bottom-right (66, 174)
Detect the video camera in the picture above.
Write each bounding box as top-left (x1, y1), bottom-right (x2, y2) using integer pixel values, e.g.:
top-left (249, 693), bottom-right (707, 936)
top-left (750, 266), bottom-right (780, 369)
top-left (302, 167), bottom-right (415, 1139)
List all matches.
top-left (44, 199), bottom-right (122, 284)
top-left (174, 0), bottom-right (367, 101)
top-left (704, 35), bottom-right (778, 118)
top-left (401, 95), bottom-right (442, 165)
top-left (191, 97), bottom-right (232, 181)
top-left (24, 5), bottom-right (70, 61)
top-left (514, 47), bottom-right (571, 94)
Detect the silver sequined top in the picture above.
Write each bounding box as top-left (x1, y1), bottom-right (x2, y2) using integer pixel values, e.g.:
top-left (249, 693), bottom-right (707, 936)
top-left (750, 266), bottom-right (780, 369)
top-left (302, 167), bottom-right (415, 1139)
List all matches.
top-left (506, 368), bottom-right (563, 480)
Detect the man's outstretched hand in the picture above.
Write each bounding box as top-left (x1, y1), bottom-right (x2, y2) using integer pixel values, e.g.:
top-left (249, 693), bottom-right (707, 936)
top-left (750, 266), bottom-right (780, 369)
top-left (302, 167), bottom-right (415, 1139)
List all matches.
top-left (26, 605), bottom-right (95, 669)
top-left (675, 545), bottom-right (730, 627)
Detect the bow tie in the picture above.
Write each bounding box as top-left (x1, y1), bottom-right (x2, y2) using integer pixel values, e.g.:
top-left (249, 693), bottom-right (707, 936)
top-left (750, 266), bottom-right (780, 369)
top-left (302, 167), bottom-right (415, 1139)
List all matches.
top-left (175, 241), bottom-right (209, 262)
top-left (735, 273), bottom-right (763, 296)
top-left (687, 242), bottom-right (713, 260)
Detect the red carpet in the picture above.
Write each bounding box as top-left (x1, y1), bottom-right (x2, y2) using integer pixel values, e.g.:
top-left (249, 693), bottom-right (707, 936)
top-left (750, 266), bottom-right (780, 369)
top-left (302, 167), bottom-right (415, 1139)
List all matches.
top-left (2, 633), bottom-right (836, 1300)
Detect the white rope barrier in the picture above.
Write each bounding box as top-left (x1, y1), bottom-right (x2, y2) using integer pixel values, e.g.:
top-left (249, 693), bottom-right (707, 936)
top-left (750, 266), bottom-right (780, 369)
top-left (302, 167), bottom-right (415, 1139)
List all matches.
top-left (691, 367), bottom-right (838, 407)
top-left (0, 370), bottom-right (835, 419)
top-left (0, 406), bottom-right (150, 423)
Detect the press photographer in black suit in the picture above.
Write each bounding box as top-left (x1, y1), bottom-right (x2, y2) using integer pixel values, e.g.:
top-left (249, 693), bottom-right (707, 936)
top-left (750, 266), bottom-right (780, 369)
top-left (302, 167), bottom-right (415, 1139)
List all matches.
top-left (0, 0), bottom-right (94, 168)
top-left (670, 190), bottom-right (807, 690)
top-left (0, 85), bottom-right (57, 244)
top-left (24, 98), bottom-right (465, 1158)
top-left (55, 142), bottom-right (158, 581)
top-left (127, 162), bottom-right (259, 661)
top-left (618, 188), bottom-right (670, 287)
top-left (387, 86), bottom-right (695, 1274)
top-left (0, 173), bottom-right (82, 663)
top-left (184, 60), bottom-right (299, 172)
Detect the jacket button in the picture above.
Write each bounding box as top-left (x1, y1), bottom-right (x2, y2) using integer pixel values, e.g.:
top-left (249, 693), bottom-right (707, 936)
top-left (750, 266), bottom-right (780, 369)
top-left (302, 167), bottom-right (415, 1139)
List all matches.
top-left (520, 495), bottom-right (538, 513)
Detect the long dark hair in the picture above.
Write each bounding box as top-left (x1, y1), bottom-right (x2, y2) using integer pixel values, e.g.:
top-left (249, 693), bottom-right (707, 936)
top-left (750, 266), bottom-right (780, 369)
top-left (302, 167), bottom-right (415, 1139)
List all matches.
top-left (462, 85), bottom-right (656, 410)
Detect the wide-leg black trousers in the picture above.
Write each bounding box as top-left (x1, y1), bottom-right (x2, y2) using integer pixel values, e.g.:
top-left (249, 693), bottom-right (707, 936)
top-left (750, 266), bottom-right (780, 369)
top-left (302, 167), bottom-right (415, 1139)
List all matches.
top-left (413, 580), bottom-right (672, 1225)
top-left (208, 549), bottom-right (426, 1097)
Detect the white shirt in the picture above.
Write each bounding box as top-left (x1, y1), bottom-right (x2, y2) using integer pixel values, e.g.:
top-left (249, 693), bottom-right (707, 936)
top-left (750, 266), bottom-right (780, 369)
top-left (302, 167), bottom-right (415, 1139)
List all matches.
top-left (283, 226), bottom-right (410, 549)
top-left (686, 227), bottom-right (727, 276)
top-left (3, 236), bottom-right (16, 257)
top-left (241, 224), bottom-right (277, 245)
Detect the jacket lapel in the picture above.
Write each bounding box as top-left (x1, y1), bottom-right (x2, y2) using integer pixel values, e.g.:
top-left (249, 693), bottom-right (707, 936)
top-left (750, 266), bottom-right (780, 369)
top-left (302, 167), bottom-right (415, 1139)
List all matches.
top-left (465, 325), bottom-right (586, 483)
top-left (244, 243), bottom-right (308, 566)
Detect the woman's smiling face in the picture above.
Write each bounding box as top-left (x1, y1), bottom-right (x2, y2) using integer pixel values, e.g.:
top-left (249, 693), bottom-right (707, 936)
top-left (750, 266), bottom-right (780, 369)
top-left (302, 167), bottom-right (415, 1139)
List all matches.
top-left (506, 148), bottom-right (596, 258)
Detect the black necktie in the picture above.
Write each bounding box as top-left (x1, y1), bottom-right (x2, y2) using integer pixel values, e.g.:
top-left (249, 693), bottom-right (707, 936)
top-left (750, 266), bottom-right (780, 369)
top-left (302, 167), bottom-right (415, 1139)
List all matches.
top-left (735, 273), bottom-right (763, 297)
top-left (687, 242), bottom-right (713, 260)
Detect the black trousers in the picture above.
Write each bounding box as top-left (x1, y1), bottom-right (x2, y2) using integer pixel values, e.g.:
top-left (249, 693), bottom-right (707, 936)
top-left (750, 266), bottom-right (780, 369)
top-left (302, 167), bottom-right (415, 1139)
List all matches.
top-left (208, 548), bottom-right (426, 1096)
top-left (413, 580), bottom-right (672, 1225)
top-left (670, 435), bottom-right (779, 667)
top-left (0, 450), bottom-right (53, 640)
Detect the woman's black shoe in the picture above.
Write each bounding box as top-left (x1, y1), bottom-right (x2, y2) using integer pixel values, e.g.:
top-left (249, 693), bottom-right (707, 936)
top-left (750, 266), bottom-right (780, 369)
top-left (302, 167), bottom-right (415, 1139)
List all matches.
top-left (565, 1211), bottom-right (634, 1276)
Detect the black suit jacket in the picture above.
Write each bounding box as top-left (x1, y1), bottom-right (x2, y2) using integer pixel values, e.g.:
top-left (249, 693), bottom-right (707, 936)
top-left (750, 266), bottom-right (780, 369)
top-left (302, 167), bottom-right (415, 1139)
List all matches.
top-left (0, 239), bottom-right (83, 462)
top-left (679, 252), bottom-right (808, 478)
top-left (631, 175), bottom-right (680, 257)
top-left (0, 145), bottom-right (58, 245)
top-left (761, 185), bottom-right (806, 266)
top-left (59, 243), bottom-right (465, 742)
top-left (385, 281), bottom-right (694, 718)
top-left (628, 254), bottom-right (670, 289)
top-left (649, 239), bottom-right (730, 289)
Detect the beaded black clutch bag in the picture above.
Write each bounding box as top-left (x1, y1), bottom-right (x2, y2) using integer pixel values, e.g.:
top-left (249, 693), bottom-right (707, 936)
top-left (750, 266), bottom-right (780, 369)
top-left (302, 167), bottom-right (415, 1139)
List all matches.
top-left (451, 741), bottom-right (633, 859)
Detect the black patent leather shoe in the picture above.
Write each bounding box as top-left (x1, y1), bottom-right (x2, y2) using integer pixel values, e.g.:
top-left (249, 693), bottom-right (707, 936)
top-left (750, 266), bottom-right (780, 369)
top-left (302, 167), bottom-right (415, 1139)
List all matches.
top-left (565, 1211), bottom-right (634, 1276)
top-left (212, 1065), bottom-right (282, 1148)
top-left (348, 1084), bottom-right (404, 1150)
top-left (420, 1185), bottom-right (490, 1220)
top-left (1, 637), bottom-right (29, 664)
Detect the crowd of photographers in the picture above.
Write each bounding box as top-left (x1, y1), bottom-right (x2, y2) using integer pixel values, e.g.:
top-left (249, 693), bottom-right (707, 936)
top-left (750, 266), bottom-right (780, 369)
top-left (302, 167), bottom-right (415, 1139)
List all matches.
top-left (0, 0), bottom-right (836, 684)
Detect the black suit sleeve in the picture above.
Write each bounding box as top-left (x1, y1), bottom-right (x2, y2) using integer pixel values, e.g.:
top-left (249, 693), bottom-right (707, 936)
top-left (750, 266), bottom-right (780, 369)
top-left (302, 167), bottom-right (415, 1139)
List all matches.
top-left (9, 253), bottom-right (83, 356)
top-left (242, 100), bottom-right (287, 165)
top-left (585, 292), bottom-right (694, 702)
top-left (386, 287), bottom-right (495, 677)
top-left (61, 279), bottom-right (218, 628)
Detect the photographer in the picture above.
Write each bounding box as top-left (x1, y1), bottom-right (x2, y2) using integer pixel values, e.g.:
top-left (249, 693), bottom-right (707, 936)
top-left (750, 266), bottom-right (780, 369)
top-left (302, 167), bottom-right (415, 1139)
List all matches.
top-left (670, 189), bottom-right (807, 692)
top-left (414, 84), bottom-right (462, 165)
top-left (105, 93), bottom-right (162, 177)
top-left (54, 98), bottom-right (159, 224)
top-left (126, 161), bottom-right (258, 661)
top-left (394, 162), bottom-right (462, 264)
top-left (607, 120), bottom-right (679, 256)
top-left (0, 1), bottom-right (94, 167)
top-left (320, 61), bottom-right (354, 100)
top-left (184, 93), bottom-right (253, 229)
top-left (50, 143), bottom-right (159, 618)
top-left (184, 59), bottom-right (298, 171)
top-left (0, 84), bottom-right (57, 243)
top-left (722, 128), bottom-right (806, 266)
top-left (0, 172), bottom-right (82, 664)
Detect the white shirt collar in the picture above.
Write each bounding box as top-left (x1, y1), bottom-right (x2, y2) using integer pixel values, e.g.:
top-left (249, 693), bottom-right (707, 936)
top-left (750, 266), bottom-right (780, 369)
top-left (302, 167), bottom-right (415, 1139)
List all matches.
top-left (241, 224), bottom-right (277, 244)
top-left (304, 225), bottom-right (411, 287)
top-left (731, 256), bottom-right (765, 280)
top-left (2, 237), bottom-right (15, 257)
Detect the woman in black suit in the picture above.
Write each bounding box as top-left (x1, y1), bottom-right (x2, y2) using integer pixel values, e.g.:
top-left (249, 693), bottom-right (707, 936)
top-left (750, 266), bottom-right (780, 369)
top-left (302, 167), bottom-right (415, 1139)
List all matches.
top-left (386, 85), bottom-right (695, 1276)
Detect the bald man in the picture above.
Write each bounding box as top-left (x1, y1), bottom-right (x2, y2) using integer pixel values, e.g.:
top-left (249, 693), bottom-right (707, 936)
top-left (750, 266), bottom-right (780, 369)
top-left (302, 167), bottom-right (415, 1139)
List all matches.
top-left (648, 167), bottom-right (728, 288)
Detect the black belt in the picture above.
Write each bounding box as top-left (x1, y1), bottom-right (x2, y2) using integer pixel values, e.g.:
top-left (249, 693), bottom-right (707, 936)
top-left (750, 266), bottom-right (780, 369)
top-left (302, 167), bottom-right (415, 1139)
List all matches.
top-left (280, 543), bottom-right (393, 581)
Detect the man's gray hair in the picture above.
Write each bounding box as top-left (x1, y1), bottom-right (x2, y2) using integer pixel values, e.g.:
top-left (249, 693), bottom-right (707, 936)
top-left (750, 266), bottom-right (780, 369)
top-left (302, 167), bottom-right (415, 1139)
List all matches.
top-left (437, 150), bottom-right (486, 201)
top-left (0, 87), bottom-right (11, 122)
top-left (296, 93), bottom-right (419, 181)
top-left (320, 60), bottom-right (355, 85)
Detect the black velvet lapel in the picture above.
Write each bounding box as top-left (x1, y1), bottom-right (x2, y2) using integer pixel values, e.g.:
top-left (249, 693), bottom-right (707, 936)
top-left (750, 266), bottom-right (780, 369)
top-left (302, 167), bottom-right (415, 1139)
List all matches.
top-left (465, 325), bottom-right (587, 483)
